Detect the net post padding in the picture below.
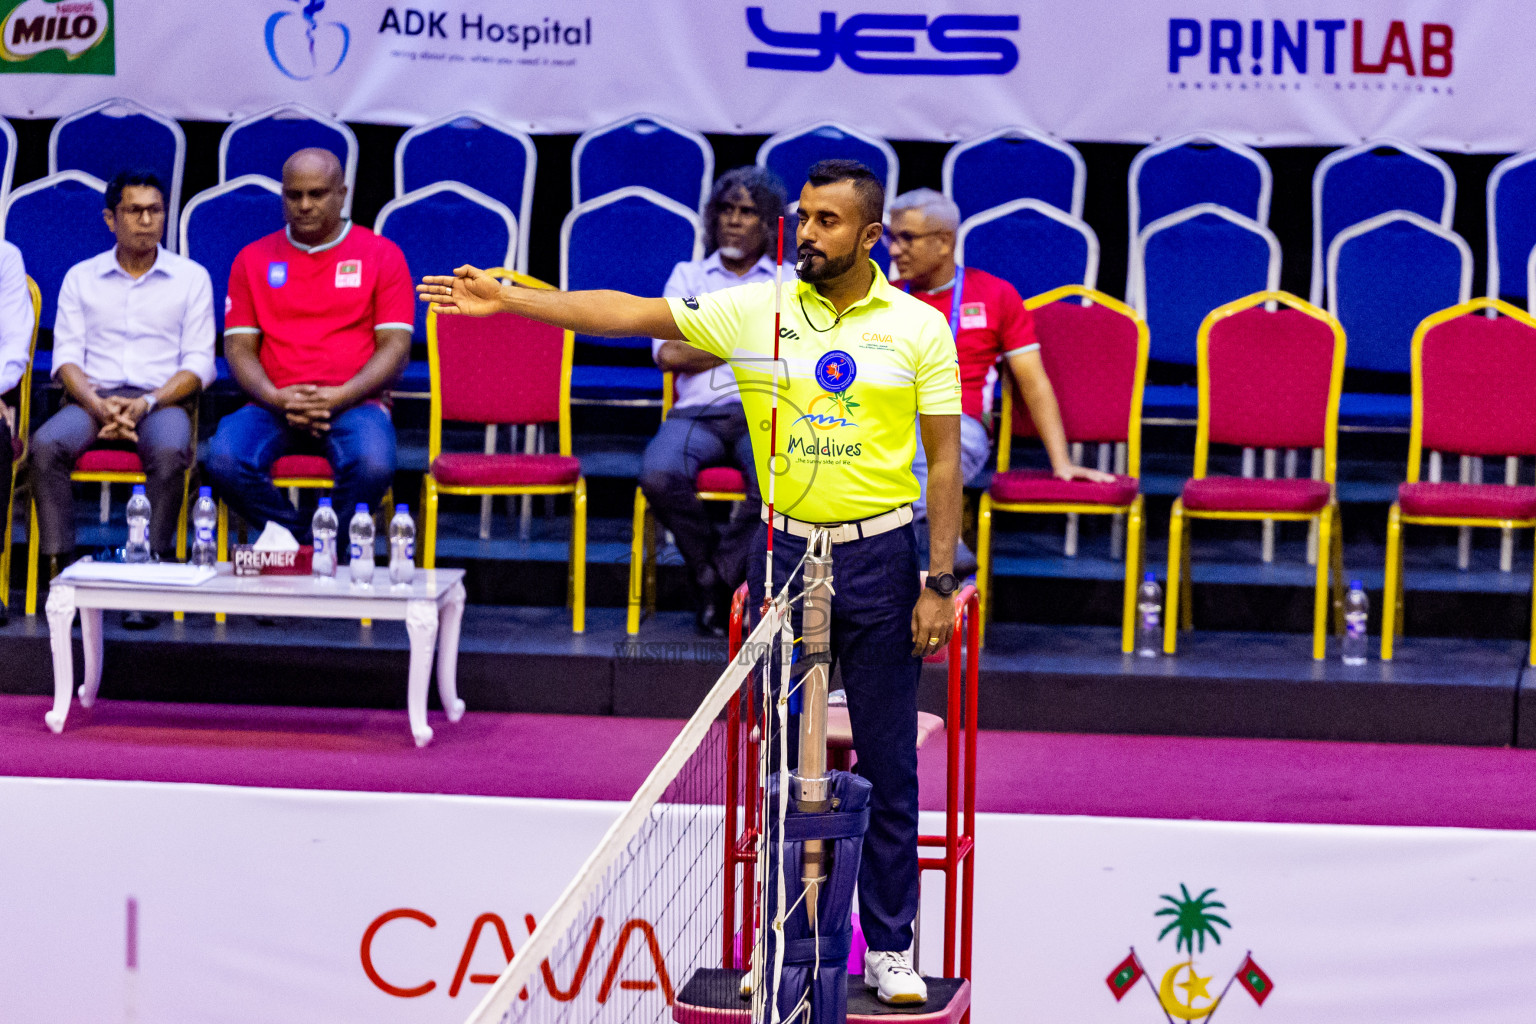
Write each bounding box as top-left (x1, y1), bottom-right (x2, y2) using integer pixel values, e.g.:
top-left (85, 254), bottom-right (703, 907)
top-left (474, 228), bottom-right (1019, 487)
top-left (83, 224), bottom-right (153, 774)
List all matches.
top-left (462, 598), bottom-right (789, 1024)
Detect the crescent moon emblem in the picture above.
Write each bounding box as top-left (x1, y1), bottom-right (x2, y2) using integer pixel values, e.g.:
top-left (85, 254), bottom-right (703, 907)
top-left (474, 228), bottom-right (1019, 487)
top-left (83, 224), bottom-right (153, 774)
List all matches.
top-left (1159, 961), bottom-right (1220, 1020)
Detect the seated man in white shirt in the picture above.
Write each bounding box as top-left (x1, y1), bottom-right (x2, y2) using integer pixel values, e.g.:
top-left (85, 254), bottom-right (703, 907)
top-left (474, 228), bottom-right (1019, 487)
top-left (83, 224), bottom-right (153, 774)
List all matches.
top-left (32, 170), bottom-right (214, 625)
top-left (0, 239), bottom-right (35, 626)
top-left (641, 167), bottom-right (785, 635)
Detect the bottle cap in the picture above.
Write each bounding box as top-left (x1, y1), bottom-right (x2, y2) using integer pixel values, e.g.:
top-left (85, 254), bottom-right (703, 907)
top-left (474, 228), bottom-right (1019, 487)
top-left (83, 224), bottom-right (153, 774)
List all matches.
top-left (355, 503), bottom-right (368, 513)
top-left (396, 505), bottom-right (408, 515)
top-left (132, 484), bottom-right (146, 495)
top-left (198, 486), bottom-right (211, 498)
top-left (1350, 579), bottom-right (1363, 590)
top-left (1144, 572), bottom-right (1155, 582)
top-left (318, 497), bottom-right (332, 507)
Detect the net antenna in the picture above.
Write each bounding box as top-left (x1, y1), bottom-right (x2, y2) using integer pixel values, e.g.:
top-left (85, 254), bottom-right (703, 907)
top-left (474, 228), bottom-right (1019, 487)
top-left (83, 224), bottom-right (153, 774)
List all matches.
top-left (764, 214), bottom-right (785, 602)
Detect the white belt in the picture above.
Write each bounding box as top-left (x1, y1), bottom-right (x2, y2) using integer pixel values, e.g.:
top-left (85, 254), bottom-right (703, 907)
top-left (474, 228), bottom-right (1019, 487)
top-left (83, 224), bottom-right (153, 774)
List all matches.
top-left (761, 504), bottom-right (913, 544)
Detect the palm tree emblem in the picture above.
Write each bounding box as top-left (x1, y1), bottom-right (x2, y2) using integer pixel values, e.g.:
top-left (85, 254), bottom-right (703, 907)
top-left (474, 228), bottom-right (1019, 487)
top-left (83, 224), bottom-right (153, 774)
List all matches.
top-left (1156, 885), bottom-right (1230, 954)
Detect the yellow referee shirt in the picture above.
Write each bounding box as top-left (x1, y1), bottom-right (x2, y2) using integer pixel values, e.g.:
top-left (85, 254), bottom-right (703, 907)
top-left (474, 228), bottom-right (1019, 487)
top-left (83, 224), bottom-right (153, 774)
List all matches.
top-left (667, 262), bottom-right (961, 524)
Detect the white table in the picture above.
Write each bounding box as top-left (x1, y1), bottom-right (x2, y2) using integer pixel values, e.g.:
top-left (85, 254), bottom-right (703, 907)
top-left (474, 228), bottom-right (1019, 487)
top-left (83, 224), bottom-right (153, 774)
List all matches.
top-left (44, 565), bottom-right (468, 747)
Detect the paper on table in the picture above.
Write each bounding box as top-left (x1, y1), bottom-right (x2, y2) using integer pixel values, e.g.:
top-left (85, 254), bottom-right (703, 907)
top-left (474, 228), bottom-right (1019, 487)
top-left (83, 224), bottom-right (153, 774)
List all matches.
top-left (56, 562), bottom-right (218, 587)
top-left (253, 521), bottom-right (300, 551)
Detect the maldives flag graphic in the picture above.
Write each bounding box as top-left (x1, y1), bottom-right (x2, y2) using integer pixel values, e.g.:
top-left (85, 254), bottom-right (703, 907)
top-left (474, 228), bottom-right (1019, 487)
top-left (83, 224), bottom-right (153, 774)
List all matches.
top-left (1105, 951), bottom-right (1143, 1001)
top-left (1237, 953), bottom-right (1274, 1005)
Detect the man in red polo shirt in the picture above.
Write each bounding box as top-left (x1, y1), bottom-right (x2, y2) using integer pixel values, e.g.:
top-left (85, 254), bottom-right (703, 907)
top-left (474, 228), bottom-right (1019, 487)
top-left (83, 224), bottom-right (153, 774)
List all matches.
top-left (207, 148), bottom-right (413, 540)
top-left (888, 188), bottom-right (1112, 568)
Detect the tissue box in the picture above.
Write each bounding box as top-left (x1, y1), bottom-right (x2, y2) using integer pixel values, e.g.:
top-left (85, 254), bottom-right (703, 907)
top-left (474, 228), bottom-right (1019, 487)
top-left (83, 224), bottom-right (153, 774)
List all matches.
top-left (232, 545), bottom-right (314, 576)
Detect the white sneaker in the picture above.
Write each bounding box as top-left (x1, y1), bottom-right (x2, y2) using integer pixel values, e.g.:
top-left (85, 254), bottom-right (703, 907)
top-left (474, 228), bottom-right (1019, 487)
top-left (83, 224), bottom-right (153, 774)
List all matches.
top-left (863, 950), bottom-right (928, 1005)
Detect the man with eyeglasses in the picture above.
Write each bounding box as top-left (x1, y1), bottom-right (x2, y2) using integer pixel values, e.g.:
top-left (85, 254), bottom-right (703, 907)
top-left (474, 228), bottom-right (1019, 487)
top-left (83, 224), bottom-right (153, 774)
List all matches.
top-left (32, 169), bottom-right (214, 626)
top-left (888, 188), bottom-right (1112, 570)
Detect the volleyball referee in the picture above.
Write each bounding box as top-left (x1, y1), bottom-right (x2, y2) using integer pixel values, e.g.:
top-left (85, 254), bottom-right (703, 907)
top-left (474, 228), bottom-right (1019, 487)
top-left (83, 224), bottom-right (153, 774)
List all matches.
top-left (420, 160), bottom-right (960, 1005)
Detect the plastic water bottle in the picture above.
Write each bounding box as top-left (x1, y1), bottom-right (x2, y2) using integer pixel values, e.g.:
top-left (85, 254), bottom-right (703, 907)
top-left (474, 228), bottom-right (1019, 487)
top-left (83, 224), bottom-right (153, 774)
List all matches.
top-left (125, 485), bottom-right (151, 563)
top-left (1136, 573), bottom-right (1162, 658)
top-left (311, 497), bottom-right (339, 578)
top-left (388, 505), bottom-right (416, 586)
top-left (1343, 580), bottom-right (1369, 666)
top-left (190, 486), bottom-right (217, 567)
top-left (349, 503), bottom-right (375, 586)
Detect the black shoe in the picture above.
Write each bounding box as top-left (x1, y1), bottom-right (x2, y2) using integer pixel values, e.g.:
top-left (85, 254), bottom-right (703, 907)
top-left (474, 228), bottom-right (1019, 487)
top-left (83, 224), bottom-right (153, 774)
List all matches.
top-left (696, 598), bottom-right (726, 638)
top-left (122, 611), bottom-right (160, 631)
top-left (0, 607), bottom-right (9, 627)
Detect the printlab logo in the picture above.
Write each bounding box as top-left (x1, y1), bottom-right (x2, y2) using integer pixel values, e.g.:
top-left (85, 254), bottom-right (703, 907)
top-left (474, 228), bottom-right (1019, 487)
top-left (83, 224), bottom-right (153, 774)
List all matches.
top-left (0, 0), bottom-right (113, 74)
top-left (1167, 18), bottom-right (1453, 82)
top-left (746, 6), bottom-right (1018, 75)
top-left (1107, 884), bottom-right (1274, 1020)
top-left (266, 0), bottom-right (350, 80)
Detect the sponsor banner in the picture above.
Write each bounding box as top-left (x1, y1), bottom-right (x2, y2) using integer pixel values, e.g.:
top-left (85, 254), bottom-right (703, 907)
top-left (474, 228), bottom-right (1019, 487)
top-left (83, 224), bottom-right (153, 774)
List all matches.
top-left (5, 776), bottom-right (1536, 1021)
top-left (0, 1), bottom-right (1531, 150)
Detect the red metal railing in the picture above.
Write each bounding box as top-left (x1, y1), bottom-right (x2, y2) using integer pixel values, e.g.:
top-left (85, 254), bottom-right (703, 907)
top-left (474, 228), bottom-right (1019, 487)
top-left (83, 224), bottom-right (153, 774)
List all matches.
top-left (722, 583), bottom-right (980, 986)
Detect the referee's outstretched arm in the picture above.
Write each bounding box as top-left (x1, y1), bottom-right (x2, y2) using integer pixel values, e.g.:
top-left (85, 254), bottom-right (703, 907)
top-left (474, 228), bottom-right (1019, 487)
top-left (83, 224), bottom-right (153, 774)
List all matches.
top-left (418, 264), bottom-right (684, 341)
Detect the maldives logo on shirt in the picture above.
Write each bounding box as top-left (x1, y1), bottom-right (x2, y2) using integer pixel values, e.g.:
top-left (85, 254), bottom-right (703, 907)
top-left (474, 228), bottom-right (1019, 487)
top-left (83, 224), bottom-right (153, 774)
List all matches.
top-left (268, 261), bottom-right (288, 288)
top-left (335, 259), bottom-right (361, 288)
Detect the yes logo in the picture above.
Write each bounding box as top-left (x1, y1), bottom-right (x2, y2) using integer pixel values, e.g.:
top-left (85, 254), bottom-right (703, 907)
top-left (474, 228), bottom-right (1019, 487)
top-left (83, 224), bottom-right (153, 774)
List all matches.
top-left (0, 0), bottom-right (113, 74)
top-left (746, 7), bottom-right (1018, 76)
top-left (266, 0), bottom-right (350, 81)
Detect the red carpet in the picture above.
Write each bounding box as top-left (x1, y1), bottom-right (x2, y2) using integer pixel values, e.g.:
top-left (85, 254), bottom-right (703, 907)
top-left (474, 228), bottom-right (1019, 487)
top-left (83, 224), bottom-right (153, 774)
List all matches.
top-left (3, 694), bottom-right (1536, 829)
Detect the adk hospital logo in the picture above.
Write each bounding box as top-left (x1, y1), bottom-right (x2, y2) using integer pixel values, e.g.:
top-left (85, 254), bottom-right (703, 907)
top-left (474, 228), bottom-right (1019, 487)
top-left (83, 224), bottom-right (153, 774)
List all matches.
top-left (266, 0), bottom-right (350, 81)
top-left (0, 0), bottom-right (112, 74)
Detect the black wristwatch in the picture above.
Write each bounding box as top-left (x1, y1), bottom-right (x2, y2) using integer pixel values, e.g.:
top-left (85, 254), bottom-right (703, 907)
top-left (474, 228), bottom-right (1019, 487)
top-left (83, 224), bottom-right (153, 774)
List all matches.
top-left (925, 572), bottom-right (959, 597)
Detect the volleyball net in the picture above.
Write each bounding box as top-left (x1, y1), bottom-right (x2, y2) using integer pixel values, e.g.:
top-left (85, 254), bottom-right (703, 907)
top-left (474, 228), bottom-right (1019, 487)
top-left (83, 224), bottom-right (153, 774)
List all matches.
top-left (463, 562), bottom-right (809, 1024)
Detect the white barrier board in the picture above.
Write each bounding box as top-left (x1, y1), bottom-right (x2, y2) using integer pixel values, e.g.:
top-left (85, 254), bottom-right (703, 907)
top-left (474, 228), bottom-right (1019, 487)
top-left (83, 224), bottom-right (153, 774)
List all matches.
top-left (2, 776), bottom-right (1535, 1022)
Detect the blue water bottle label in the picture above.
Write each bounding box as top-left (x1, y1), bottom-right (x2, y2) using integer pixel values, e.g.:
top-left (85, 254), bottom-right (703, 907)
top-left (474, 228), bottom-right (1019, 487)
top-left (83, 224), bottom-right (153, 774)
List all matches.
top-left (350, 543), bottom-right (362, 560)
top-left (196, 525), bottom-right (213, 544)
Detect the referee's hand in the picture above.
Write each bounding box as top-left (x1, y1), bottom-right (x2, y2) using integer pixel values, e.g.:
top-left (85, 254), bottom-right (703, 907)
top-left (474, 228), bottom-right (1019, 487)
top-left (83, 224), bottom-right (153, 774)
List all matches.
top-left (911, 589), bottom-right (954, 657)
top-left (417, 265), bottom-right (504, 317)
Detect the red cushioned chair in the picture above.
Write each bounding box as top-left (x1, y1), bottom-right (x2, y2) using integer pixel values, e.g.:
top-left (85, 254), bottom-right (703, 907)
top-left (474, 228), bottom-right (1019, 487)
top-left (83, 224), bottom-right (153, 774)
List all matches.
top-left (24, 385), bottom-right (198, 618)
top-left (975, 285), bottom-right (1149, 650)
top-left (422, 269), bottom-right (587, 632)
top-left (1164, 290), bottom-right (1346, 660)
top-left (1382, 298), bottom-right (1536, 664)
top-left (5, 277), bottom-right (39, 617)
top-left (626, 371), bottom-right (749, 634)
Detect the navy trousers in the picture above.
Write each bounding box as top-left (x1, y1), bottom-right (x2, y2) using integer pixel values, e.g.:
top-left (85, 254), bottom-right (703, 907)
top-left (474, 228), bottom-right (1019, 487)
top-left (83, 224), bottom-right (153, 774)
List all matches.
top-left (748, 520), bottom-right (921, 953)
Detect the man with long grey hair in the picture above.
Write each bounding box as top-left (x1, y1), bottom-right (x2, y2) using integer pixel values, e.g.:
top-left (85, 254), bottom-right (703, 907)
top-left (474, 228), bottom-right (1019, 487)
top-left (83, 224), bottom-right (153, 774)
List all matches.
top-left (643, 166), bottom-right (787, 634)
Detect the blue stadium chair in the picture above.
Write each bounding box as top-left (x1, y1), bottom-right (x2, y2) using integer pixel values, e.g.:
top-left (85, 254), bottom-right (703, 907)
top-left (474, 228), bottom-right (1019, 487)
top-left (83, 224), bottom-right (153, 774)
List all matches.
top-left (0, 116), bottom-right (17, 213)
top-left (395, 111), bottom-right (536, 273)
top-left (178, 175), bottom-right (285, 340)
top-left (219, 103), bottom-right (358, 218)
top-left (955, 199), bottom-right (1098, 301)
top-left (50, 98), bottom-right (186, 242)
top-left (758, 122), bottom-right (898, 210)
top-left (0, 171), bottom-right (114, 331)
top-left (572, 114), bottom-right (712, 212)
top-left (1327, 211), bottom-right (1471, 375)
top-left (943, 127), bottom-right (1085, 223)
top-left (376, 182), bottom-right (518, 345)
top-left (561, 186), bottom-right (701, 406)
top-left (1128, 133), bottom-right (1270, 298)
top-left (1133, 204), bottom-right (1279, 369)
top-left (1129, 133), bottom-right (1270, 236)
top-left (1487, 150), bottom-right (1536, 303)
top-left (1310, 139), bottom-right (1453, 306)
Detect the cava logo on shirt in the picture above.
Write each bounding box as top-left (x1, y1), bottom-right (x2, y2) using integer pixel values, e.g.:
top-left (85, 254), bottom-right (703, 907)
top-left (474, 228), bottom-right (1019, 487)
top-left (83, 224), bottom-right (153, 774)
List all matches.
top-left (268, 262), bottom-right (288, 288)
top-left (959, 302), bottom-right (987, 329)
top-left (335, 259), bottom-right (362, 288)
